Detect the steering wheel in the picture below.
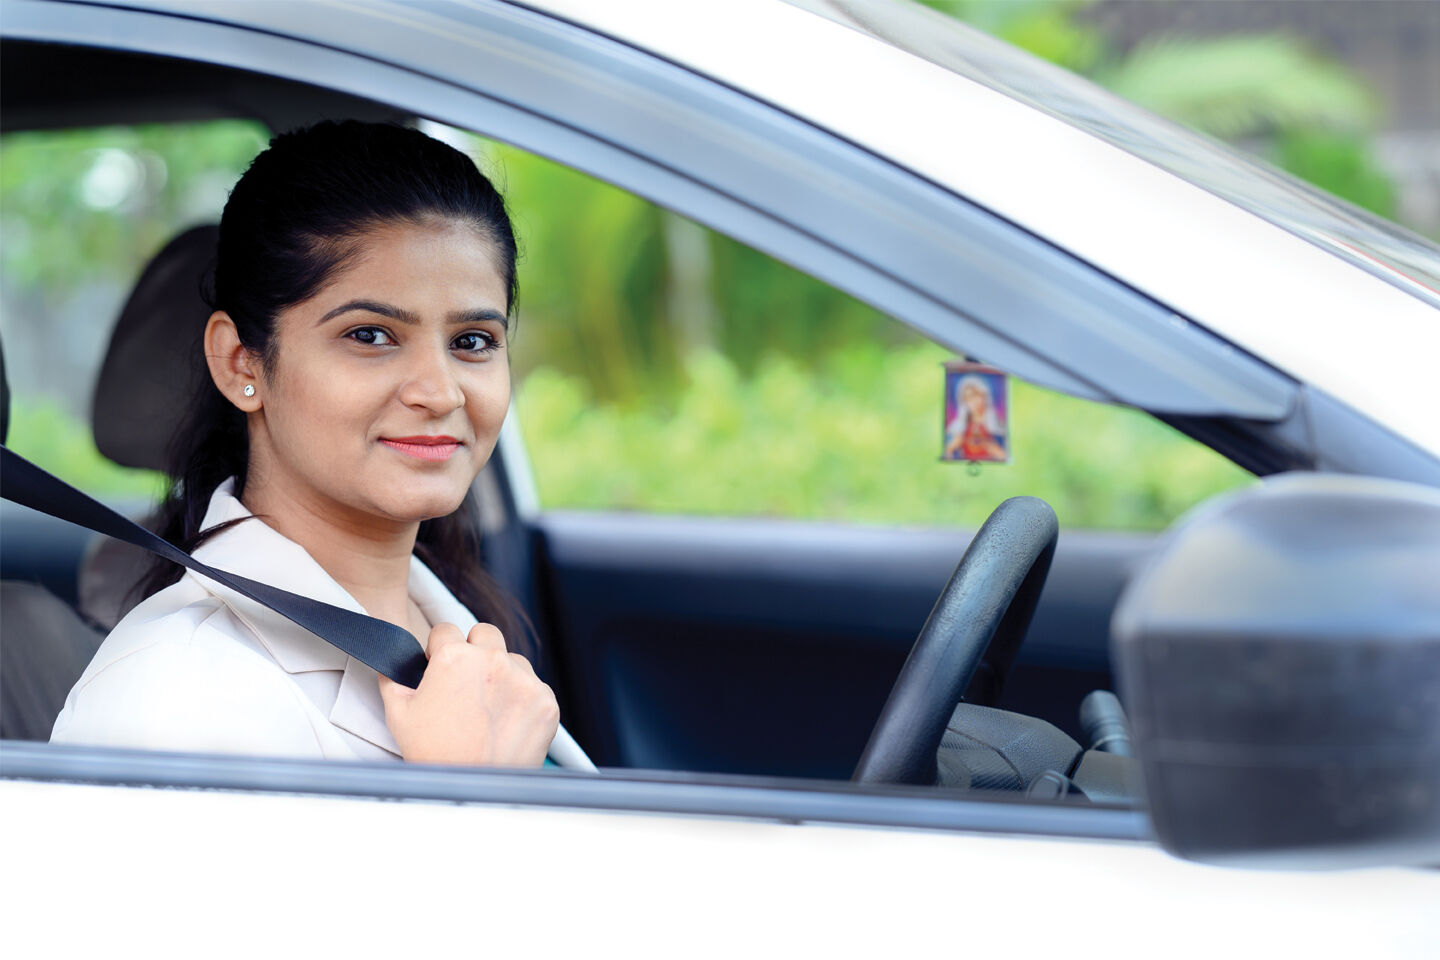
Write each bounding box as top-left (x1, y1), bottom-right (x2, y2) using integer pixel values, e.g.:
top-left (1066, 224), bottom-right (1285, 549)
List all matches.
top-left (852, 496), bottom-right (1058, 785)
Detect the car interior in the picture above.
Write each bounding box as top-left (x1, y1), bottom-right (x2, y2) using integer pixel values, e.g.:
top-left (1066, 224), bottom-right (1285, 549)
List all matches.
top-left (1, 37), bottom-right (1158, 799)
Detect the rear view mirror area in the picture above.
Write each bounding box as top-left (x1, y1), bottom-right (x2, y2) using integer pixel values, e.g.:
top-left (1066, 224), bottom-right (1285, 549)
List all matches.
top-left (1113, 473), bottom-right (1440, 869)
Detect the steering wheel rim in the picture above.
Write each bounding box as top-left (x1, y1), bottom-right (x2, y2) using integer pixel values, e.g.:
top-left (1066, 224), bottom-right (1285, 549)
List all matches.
top-left (852, 496), bottom-right (1058, 785)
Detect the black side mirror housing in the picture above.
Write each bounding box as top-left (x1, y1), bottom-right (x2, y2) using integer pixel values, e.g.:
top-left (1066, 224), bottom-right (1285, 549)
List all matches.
top-left (1112, 473), bottom-right (1440, 869)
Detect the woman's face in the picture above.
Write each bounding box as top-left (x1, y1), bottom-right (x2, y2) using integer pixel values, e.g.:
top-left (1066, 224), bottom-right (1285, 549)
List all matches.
top-left (246, 218), bottom-right (511, 527)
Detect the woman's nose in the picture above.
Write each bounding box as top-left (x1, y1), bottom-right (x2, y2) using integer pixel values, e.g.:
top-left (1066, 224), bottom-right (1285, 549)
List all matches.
top-left (397, 341), bottom-right (465, 414)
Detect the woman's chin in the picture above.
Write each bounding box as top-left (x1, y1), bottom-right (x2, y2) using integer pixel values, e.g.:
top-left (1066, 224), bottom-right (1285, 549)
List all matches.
top-left (367, 479), bottom-right (472, 523)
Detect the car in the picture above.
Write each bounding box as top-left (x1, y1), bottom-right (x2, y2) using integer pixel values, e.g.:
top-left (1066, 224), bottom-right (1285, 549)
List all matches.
top-left (1, 0), bottom-right (1437, 955)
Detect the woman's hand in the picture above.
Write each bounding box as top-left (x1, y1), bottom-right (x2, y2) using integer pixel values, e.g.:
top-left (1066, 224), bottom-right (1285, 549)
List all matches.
top-left (378, 622), bottom-right (559, 766)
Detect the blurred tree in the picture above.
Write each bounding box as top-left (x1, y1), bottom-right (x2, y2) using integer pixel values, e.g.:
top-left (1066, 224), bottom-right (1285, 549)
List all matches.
top-left (1273, 129), bottom-right (1398, 219)
top-left (921, 0), bottom-right (1396, 221)
top-left (481, 144), bottom-right (677, 405)
top-left (481, 140), bottom-right (907, 404)
top-left (0, 122), bottom-right (266, 301)
top-left (1092, 34), bottom-right (1374, 138)
top-left (0, 121), bottom-right (266, 492)
top-left (921, 0), bottom-right (1105, 71)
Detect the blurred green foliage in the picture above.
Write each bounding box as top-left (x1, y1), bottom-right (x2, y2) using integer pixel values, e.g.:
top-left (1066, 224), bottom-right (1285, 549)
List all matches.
top-left (519, 342), bottom-right (1250, 530)
top-left (493, 150), bottom-right (675, 403)
top-left (924, 0), bottom-right (1397, 221)
top-left (0, 122), bottom-right (266, 499)
top-left (1274, 130), bottom-right (1398, 219)
top-left (6, 398), bottom-right (163, 498)
top-left (489, 142), bottom-right (909, 404)
top-left (1093, 34), bottom-right (1375, 139)
top-left (7, 340), bottom-right (1250, 531)
top-left (924, 0), bottom-right (1105, 71)
top-left (0, 121), bottom-right (268, 300)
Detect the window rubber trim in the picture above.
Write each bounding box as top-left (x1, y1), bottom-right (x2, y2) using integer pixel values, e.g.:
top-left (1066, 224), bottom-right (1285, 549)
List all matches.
top-left (0, 740), bottom-right (1149, 841)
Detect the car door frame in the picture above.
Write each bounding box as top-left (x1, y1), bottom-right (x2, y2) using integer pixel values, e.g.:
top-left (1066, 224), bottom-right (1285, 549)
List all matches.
top-left (0, 0), bottom-right (1412, 838)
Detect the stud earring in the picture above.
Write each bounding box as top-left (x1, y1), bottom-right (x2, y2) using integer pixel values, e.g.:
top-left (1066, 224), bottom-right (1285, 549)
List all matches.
top-left (243, 384), bottom-right (256, 398)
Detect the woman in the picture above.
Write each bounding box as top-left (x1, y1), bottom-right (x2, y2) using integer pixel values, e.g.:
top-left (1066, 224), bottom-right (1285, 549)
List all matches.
top-left (51, 121), bottom-right (584, 768)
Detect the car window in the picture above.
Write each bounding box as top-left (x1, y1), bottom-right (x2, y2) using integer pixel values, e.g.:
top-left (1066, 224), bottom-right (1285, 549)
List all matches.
top-left (0, 119), bottom-right (269, 500)
top-left (0, 117), bottom-right (1250, 543)
top-left (453, 132), bottom-right (1253, 532)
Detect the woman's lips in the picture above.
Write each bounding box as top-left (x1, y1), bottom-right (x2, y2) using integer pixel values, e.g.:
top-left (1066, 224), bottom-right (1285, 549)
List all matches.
top-left (379, 436), bottom-right (462, 462)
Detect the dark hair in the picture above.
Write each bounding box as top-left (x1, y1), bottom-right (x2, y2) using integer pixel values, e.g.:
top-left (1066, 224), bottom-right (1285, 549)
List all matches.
top-left (139, 121), bottom-right (533, 659)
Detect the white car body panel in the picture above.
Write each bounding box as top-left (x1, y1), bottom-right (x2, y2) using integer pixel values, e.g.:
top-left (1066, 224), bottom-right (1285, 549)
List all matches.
top-left (2, 778), bottom-right (1437, 957)
top-left (532, 0), bottom-right (1440, 458)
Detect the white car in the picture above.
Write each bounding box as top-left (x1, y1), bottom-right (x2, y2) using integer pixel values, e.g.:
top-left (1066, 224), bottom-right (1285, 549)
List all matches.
top-left (2, 1), bottom-right (1437, 956)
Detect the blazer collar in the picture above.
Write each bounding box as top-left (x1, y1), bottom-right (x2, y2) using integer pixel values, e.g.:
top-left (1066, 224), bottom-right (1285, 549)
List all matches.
top-left (189, 479), bottom-right (354, 674)
top-left (187, 479), bottom-right (474, 758)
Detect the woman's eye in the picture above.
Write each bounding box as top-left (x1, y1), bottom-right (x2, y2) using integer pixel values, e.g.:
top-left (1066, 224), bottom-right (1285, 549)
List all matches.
top-left (347, 327), bottom-right (394, 346)
top-left (452, 331), bottom-right (499, 354)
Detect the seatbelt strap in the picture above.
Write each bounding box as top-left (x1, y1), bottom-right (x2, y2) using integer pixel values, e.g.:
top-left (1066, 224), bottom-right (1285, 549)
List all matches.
top-left (1, 445), bottom-right (427, 688)
top-left (1, 444), bottom-right (597, 770)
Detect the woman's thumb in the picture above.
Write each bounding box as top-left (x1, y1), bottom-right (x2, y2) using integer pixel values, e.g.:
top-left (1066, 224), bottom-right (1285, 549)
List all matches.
top-left (377, 673), bottom-right (415, 715)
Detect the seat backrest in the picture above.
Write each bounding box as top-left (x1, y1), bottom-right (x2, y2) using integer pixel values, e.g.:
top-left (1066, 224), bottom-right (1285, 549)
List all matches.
top-left (1, 333), bottom-right (105, 740)
top-left (80, 225), bottom-right (218, 627)
top-left (0, 581), bottom-right (104, 740)
top-left (92, 223), bottom-right (218, 470)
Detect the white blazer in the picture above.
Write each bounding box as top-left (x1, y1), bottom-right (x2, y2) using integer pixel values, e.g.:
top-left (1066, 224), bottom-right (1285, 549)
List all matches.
top-left (51, 479), bottom-right (595, 770)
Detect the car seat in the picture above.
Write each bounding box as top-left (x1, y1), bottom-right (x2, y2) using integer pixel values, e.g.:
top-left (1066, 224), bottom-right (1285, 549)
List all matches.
top-left (0, 226), bottom-right (217, 738)
top-left (0, 339), bottom-right (107, 740)
top-left (78, 224), bottom-right (219, 628)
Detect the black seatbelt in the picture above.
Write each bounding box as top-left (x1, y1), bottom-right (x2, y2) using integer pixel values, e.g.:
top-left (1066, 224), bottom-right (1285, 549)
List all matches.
top-left (1, 445), bottom-right (427, 688)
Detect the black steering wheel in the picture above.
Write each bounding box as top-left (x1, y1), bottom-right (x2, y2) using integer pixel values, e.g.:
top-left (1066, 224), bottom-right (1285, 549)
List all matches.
top-left (852, 496), bottom-right (1058, 785)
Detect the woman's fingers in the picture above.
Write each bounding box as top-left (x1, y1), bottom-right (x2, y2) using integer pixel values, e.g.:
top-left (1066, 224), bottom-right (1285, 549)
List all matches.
top-left (382, 622), bottom-right (470, 715)
top-left (464, 624), bottom-right (540, 679)
top-left (426, 622), bottom-right (466, 657)
top-left (507, 651), bottom-right (539, 678)
top-left (465, 622), bottom-right (507, 651)
top-left (378, 620), bottom-right (557, 766)
top-left (377, 673), bottom-right (414, 712)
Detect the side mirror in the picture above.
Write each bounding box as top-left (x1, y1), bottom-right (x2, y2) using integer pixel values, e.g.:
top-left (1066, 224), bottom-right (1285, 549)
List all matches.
top-left (1112, 473), bottom-right (1440, 869)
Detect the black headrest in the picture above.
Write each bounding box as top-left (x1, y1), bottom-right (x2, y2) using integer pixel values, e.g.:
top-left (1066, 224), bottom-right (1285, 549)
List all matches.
top-left (92, 225), bottom-right (219, 470)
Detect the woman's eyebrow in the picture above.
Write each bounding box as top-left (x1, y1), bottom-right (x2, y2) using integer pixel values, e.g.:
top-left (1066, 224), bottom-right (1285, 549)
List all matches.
top-left (448, 308), bottom-right (509, 330)
top-left (317, 299), bottom-right (418, 326)
top-left (317, 300), bottom-right (507, 329)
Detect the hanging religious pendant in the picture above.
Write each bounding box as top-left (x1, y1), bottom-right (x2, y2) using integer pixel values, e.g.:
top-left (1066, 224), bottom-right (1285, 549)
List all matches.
top-left (942, 360), bottom-right (1010, 467)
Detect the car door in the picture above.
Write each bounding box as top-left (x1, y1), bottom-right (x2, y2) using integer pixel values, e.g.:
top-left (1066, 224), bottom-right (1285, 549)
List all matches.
top-left (2, 0), bottom-right (1295, 779)
top-left (6, 7), bottom-right (1440, 952)
top-left (530, 504), bottom-right (1157, 777)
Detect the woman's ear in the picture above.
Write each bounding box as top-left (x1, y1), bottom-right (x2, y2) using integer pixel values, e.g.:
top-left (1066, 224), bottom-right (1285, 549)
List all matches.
top-left (204, 311), bottom-right (263, 412)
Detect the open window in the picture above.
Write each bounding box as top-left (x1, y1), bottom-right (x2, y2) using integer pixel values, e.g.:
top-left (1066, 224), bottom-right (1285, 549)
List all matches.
top-left (0, 1), bottom-right (1274, 832)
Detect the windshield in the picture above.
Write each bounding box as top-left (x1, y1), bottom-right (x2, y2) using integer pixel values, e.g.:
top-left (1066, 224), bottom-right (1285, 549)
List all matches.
top-left (786, 0), bottom-right (1440, 310)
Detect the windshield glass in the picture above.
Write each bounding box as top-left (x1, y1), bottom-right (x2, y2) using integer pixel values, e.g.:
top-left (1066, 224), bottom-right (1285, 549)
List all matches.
top-left (787, 0), bottom-right (1440, 309)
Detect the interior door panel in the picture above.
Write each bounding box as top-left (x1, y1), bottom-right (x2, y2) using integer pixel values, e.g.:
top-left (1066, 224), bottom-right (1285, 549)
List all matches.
top-left (534, 511), bottom-right (1154, 779)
